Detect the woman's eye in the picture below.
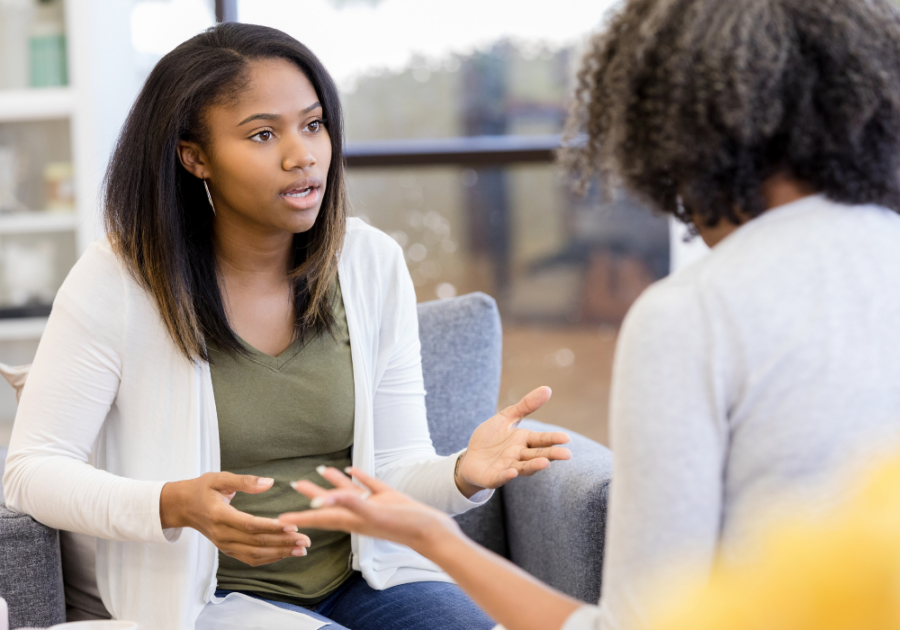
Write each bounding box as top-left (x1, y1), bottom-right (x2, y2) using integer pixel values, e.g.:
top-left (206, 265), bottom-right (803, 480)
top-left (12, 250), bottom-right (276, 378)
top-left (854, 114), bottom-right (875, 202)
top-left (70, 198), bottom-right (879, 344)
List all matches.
top-left (305, 119), bottom-right (323, 133)
top-left (251, 130), bottom-right (273, 142)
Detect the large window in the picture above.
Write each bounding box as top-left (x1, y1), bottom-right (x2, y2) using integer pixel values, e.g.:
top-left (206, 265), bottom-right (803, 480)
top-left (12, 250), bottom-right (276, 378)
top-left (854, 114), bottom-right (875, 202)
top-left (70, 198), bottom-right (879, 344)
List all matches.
top-left (240, 0), bottom-right (669, 445)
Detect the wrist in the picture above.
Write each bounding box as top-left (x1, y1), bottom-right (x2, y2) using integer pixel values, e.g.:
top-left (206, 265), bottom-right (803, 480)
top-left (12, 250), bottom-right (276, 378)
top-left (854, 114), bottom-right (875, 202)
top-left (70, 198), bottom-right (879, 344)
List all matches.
top-left (159, 480), bottom-right (189, 530)
top-left (454, 451), bottom-right (485, 498)
top-left (414, 513), bottom-right (463, 559)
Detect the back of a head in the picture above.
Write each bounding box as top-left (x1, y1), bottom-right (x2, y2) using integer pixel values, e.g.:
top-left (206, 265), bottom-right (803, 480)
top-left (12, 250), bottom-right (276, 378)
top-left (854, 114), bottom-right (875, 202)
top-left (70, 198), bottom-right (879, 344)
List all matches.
top-left (564, 0), bottom-right (900, 228)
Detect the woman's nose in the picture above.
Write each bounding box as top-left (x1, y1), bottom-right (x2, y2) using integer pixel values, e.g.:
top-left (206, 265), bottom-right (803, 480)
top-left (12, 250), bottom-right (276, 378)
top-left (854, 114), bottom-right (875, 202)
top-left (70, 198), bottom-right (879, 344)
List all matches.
top-left (283, 134), bottom-right (316, 170)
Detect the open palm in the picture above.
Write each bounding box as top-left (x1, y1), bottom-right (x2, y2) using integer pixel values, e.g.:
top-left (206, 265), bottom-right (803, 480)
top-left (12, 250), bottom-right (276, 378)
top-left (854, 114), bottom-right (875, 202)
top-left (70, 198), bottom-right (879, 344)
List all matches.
top-left (458, 386), bottom-right (571, 492)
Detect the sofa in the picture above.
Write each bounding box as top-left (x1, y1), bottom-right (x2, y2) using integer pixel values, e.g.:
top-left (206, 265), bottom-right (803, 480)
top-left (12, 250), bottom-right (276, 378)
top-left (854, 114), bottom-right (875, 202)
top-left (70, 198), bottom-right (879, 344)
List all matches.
top-left (0, 292), bottom-right (613, 628)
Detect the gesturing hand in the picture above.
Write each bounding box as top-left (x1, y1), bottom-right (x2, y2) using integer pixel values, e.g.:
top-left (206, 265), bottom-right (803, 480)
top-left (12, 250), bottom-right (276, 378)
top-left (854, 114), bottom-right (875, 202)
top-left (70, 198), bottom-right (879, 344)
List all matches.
top-left (281, 466), bottom-right (458, 555)
top-left (159, 472), bottom-right (311, 567)
top-left (456, 386), bottom-right (571, 497)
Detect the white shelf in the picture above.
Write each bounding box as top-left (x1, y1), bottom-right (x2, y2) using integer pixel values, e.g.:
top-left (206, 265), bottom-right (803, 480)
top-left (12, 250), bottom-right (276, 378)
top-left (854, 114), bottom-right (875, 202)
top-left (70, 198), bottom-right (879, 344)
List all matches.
top-left (0, 87), bottom-right (76, 123)
top-left (0, 317), bottom-right (47, 341)
top-left (0, 212), bottom-right (78, 234)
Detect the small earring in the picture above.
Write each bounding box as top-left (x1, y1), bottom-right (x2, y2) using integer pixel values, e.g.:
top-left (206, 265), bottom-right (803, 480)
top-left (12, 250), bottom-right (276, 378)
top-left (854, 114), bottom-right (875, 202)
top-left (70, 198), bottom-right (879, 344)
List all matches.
top-left (203, 178), bottom-right (216, 216)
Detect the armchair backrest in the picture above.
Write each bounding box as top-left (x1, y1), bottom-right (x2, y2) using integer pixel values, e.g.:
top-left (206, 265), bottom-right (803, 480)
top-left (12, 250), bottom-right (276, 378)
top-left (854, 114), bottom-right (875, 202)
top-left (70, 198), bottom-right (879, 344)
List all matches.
top-left (416, 292), bottom-right (508, 556)
top-left (416, 292), bottom-right (503, 455)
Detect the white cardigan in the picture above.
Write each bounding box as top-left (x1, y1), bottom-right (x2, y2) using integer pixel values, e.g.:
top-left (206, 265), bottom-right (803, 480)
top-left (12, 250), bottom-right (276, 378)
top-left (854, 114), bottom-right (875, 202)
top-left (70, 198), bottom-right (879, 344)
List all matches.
top-left (3, 218), bottom-right (489, 630)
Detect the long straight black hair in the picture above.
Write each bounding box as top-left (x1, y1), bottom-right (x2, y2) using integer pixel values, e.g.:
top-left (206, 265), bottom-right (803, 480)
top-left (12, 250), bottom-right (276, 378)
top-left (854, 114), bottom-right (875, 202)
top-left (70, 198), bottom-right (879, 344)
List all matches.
top-left (104, 23), bottom-right (348, 362)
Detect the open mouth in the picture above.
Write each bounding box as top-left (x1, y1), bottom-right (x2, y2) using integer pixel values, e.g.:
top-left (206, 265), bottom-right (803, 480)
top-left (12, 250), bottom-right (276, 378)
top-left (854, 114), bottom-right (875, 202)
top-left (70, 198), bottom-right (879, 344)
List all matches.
top-left (281, 186), bottom-right (316, 199)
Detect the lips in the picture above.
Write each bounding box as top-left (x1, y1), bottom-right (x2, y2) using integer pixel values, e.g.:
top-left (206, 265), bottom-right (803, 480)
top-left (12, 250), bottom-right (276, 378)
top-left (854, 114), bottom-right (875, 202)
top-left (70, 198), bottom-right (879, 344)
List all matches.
top-left (280, 177), bottom-right (323, 210)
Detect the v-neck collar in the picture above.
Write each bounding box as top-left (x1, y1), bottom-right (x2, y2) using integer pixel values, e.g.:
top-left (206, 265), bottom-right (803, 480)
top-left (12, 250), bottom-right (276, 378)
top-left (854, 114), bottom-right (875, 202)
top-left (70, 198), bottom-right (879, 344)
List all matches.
top-left (235, 334), bottom-right (305, 372)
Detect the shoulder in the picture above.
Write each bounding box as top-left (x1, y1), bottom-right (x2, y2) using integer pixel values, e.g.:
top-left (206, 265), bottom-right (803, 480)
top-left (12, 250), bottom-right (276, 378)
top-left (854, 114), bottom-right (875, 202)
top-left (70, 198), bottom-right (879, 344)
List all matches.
top-left (46, 238), bottom-right (135, 346)
top-left (341, 217), bottom-right (406, 272)
top-left (57, 238), bottom-right (130, 303)
top-left (343, 217), bottom-right (404, 256)
top-left (620, 271), bottom-right (707, 347)
top-left (338, 218), bottom-right (416, 322)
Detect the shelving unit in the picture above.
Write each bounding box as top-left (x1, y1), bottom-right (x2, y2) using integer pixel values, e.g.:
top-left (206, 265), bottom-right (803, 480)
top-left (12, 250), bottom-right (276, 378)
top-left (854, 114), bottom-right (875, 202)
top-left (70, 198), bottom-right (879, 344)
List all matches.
top-left (0, 0), bottom-right (136, 343)
top-left (0, 211), bottom-right (79, 234)
top-left (0, 86), bottom-right (75, 122)
top-left (0, 317), bottom-right (47, 341)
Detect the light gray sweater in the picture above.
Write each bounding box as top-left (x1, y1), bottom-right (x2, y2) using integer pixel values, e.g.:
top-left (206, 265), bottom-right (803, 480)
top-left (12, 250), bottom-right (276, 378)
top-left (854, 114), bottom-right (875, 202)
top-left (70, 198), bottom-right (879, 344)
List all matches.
top-left (564, 195), bottom-right (900, 630)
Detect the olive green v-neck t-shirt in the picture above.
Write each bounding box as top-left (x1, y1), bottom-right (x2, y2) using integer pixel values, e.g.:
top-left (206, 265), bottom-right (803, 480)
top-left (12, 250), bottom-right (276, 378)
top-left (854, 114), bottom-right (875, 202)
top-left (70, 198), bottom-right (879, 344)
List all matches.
top-left (210, 282), bottom-right (355, 605)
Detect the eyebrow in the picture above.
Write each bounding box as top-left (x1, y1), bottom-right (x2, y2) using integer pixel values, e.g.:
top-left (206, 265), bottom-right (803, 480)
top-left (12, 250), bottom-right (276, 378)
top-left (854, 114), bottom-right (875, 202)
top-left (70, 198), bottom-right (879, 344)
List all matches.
top-left (237, 101), bottom-right (322, 127)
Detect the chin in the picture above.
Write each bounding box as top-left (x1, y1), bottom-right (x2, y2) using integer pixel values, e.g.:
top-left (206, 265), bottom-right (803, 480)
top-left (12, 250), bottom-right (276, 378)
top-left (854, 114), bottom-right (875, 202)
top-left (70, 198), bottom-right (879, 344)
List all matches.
top-left (286, 210), bottom-right (320, 234)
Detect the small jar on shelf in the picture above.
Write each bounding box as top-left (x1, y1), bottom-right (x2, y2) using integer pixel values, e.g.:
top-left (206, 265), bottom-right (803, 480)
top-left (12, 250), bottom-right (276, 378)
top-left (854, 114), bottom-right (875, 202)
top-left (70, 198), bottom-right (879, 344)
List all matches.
top-left (0, 0), bottom-right (68, 91)
top-left (29, 0), bottom-right (67, 88)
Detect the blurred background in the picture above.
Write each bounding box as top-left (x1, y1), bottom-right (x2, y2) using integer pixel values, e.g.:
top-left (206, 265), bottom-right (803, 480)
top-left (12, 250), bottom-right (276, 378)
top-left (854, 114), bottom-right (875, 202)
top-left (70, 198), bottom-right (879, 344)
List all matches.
top-left (0, 0), bottom-right (708, 447)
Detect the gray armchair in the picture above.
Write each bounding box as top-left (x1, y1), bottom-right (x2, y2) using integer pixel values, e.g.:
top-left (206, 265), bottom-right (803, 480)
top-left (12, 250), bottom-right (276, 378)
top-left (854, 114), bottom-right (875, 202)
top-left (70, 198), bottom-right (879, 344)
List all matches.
top-left (0, 292), bottom-right (612, 628)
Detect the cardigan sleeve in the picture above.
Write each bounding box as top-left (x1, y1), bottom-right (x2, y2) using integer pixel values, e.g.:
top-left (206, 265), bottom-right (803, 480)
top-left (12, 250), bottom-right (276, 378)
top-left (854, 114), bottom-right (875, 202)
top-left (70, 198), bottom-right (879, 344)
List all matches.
top-left (369, 234), bottom-right (492, 514)
top-left (2, 243), bottom-right (173, 544)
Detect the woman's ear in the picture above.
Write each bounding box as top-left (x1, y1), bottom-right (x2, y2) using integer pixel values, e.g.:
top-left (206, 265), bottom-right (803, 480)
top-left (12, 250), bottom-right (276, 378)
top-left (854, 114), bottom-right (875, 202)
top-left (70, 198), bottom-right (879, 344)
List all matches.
top-left (177, 140), bottom-right (210, 179)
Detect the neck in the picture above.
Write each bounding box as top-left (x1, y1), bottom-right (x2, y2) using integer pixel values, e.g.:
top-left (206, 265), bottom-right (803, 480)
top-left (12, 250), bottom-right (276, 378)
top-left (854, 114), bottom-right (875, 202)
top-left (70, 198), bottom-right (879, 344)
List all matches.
top-left (213, 214), bottom-right (294, 284)
top-left (694, 174), bottom-right (816, 247)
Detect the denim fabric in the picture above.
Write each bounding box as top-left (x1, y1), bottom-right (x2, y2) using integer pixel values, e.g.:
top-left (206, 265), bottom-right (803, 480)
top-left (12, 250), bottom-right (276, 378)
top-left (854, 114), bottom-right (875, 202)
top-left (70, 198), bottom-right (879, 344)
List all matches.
top-left (216, 573), bottom-right (495, 629)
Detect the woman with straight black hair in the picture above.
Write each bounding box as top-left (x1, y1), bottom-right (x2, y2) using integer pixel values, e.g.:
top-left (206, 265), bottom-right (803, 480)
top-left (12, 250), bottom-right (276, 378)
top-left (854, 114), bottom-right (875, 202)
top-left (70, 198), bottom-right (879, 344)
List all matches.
top-left (2, 23), bottom-right (571, 630)
top-left (277, 0), bottom-right (900, 629)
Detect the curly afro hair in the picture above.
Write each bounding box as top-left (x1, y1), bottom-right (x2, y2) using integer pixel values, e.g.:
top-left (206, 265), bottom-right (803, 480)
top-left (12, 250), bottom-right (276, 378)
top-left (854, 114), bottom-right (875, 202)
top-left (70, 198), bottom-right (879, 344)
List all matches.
top-left (562, 0), bottom-right (900, 229)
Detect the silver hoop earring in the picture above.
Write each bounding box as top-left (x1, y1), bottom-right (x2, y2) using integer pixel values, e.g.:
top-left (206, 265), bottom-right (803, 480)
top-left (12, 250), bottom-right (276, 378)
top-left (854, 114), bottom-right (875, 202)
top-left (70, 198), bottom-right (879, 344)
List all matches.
top-left (203, 178), bottom-right (216, 216)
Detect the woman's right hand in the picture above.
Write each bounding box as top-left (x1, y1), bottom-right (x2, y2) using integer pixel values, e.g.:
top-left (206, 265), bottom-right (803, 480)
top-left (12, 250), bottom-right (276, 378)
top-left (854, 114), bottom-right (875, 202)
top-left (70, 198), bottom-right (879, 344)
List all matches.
top-left (159, 472), bottom-right (311, 566)
top-left (279, 467), bottom-right (460, 556)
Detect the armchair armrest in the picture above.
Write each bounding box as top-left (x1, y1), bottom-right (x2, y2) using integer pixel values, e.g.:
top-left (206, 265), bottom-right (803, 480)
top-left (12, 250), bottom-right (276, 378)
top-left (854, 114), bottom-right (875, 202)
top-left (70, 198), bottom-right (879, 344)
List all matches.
top-left (502, 420), bottom-right (613, 605)
top-left (0, 506), bottom-right (66, 629)
top-left (1, 443), bottom-right (66, 629)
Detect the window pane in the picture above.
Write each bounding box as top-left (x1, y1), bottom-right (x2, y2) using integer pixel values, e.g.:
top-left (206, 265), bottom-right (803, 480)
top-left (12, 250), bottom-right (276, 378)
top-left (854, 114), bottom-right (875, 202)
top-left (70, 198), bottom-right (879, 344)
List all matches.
top-left (349, 165), bottom-right (668, 445)
top-left (239, 0), bottom-right (618, 140)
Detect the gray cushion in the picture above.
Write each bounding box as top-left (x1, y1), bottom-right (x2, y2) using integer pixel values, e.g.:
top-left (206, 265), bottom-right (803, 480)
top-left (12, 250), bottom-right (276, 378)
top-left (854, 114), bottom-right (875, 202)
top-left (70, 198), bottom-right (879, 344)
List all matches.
top-left (417, 293), bottom-right (508, 558)
top-left (0, 443), bottom-right (66, 629)
top-left (0, 506), bottom-right (66, 629)
top-left (504, 420), bottom-right (613, 605)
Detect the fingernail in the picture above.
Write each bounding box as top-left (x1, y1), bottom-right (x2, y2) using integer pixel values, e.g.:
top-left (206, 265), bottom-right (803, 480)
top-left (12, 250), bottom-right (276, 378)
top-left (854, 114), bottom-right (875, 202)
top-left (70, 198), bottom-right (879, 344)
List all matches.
top-left (291, 547), bottom-right (307, 557)
top-left (257, 477), bottom-right (274, 486)
top-left (295, 539), bottom-right (306, 546)
top-left (289, 481), bottom-right (299, 490)
top-left (283, 525), bottom-right (299, 533)
top-left (316, 465), bottom-right (327, 476)
top-left (310, 497), bottom-right (330, 509)
top-left (344, 467), bottom-right (352, 474)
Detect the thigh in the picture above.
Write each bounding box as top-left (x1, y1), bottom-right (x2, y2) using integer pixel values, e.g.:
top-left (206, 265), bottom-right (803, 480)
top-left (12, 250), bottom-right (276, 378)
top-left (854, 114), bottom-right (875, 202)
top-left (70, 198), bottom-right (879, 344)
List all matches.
top-left (323, 579), bottom-right (495, 630)
top-left (214, 589), bottom-right (352, 630)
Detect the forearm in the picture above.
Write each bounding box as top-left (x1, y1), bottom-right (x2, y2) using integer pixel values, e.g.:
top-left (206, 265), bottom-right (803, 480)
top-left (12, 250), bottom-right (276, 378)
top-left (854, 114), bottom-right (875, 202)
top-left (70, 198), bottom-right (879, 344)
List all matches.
top-left (4, 451), bottom-right (170, 543)
top-left (419, 523), bottom-right (582, 630)
top-left (378, 453), bottom-right (492, 514)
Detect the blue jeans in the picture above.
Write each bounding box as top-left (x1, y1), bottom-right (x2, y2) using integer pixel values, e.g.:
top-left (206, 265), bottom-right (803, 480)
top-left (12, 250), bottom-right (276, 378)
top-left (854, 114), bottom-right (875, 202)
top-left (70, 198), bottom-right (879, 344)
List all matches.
top-left (215, 573), bottom-right (495, 629)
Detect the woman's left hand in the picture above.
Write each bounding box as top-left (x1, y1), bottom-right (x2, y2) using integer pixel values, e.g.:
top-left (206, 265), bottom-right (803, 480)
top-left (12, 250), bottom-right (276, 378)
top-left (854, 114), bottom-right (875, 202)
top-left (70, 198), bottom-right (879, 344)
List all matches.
top-left (455, 386), bottom-right (571, 497)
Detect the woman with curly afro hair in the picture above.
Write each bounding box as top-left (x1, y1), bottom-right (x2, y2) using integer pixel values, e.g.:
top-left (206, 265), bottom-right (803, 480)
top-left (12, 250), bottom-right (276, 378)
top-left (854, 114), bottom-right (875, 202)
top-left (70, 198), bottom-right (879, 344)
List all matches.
top-left (275, 1), bottom-right (900, 629)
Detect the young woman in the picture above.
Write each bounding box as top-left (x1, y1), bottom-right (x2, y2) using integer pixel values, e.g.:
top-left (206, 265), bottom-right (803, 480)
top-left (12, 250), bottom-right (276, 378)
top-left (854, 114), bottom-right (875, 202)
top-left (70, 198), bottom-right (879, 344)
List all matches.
top-left (278, 1), bottom-right (900, 629)
top-left (1, 24), bottom-right (571, 630)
